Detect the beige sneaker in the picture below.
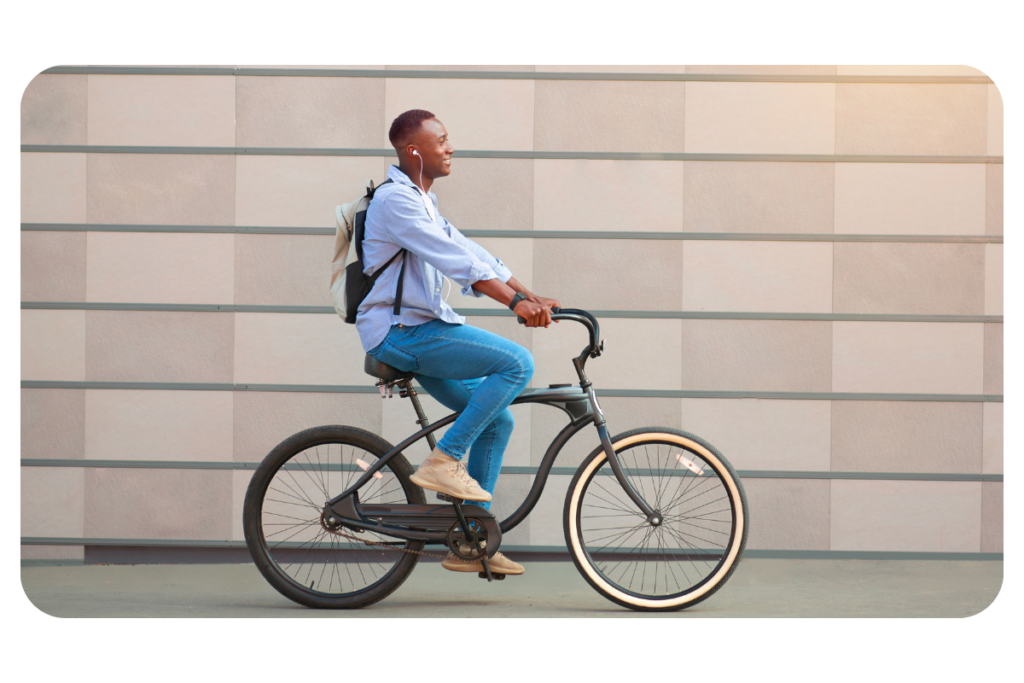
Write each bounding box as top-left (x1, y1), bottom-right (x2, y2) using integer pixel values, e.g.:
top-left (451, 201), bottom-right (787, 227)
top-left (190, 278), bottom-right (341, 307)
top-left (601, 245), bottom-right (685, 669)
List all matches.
top-left (409, 448), bottom-right (492, 503)
top-left (441, 551), bottom-right (525, 575)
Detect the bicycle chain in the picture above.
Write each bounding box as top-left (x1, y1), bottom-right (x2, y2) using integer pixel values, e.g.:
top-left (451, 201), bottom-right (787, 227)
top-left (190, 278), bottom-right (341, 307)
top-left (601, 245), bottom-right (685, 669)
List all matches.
top-left (319, 511), bottom-right (479, 565)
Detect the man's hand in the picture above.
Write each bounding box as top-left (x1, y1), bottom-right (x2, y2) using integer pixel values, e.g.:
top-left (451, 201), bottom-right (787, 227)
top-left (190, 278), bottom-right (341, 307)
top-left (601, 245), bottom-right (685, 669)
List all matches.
top-left (514, 299), bottom-right (554, 328)
top-left (527, 293), bottom-right (561, 313)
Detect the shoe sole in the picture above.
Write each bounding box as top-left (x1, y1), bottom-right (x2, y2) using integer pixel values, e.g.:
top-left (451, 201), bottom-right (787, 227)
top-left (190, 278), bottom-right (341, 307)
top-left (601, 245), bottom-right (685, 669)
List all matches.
top-left (441, 561), bottom-right (524, 575)
top-left (409, 472), bottom-right (492, 503)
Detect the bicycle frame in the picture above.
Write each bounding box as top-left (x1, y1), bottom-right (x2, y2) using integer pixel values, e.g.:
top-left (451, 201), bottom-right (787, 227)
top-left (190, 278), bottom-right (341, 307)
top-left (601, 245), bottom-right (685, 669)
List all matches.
top-left (324, 308), bottom-right (659, 544)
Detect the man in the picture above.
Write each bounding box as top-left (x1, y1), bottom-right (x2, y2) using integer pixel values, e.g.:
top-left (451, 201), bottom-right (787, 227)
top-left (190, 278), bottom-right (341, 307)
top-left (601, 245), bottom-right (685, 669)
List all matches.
top-left (356, 109), bottom-right (559, 576)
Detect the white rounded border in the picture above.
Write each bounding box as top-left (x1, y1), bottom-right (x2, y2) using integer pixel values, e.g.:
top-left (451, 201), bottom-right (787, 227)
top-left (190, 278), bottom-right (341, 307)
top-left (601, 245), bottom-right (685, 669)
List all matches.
top-left (567, 432), bottom-right (745, 609)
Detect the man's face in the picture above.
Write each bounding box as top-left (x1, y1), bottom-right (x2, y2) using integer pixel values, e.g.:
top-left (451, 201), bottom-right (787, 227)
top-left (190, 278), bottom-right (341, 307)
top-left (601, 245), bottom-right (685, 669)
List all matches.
top-left (410, 118), bottom-right (454, 179)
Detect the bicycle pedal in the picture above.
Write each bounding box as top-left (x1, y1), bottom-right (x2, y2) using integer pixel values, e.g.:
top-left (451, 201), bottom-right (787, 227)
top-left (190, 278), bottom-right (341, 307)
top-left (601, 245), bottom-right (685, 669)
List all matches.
top-left (478, 572), bottom-right (505, 581)
top-left (436, 492), bottom-right (464, 504)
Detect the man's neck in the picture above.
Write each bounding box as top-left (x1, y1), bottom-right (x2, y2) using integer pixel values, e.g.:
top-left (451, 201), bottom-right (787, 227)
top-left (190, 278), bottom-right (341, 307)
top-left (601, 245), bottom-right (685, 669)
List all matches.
top-left (397, 162), bottom-right (432, 193)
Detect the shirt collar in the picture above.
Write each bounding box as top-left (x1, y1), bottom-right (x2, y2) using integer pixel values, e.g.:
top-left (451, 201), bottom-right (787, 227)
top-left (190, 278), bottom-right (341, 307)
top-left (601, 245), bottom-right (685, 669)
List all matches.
top-left (387, 165), bottom-right (434, 197)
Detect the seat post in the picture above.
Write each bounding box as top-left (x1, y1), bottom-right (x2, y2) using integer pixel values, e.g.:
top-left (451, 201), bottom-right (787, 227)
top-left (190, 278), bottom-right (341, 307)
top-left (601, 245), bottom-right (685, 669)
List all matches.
top-left (399, 380), bottom-right (438, 451)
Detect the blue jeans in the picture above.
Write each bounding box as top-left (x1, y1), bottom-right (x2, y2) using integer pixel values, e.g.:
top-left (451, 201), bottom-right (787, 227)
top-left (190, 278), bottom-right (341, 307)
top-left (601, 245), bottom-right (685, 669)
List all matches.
top-left (367, 320), bottom-right (534, 509)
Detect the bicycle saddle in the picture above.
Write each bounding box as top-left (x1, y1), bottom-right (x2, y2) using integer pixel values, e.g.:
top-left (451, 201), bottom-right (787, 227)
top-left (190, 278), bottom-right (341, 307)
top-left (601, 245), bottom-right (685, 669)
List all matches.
top-left (364, 354), bottom-right (417, 382)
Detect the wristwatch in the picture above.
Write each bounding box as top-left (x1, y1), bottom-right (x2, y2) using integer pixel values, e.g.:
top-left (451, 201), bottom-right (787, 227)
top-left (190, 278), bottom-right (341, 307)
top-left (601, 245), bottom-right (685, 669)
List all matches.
top-left (508, 292), bottom-right (528, 312)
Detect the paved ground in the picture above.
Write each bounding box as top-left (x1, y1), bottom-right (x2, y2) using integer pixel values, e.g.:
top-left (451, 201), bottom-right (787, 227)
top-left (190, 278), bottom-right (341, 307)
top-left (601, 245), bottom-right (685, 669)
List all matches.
top-left (21, 559), bottom-right (1002, 618)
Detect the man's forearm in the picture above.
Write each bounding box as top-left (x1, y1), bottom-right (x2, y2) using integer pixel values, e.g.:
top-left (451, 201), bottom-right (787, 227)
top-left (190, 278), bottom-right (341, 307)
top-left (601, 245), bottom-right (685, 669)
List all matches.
top-left (471, 277), bottom-right (518, 306)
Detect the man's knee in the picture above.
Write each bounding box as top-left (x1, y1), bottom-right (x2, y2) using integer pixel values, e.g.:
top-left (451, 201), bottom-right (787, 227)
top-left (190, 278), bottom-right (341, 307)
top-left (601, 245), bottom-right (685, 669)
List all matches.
top-left (516, 346), bottom-right (535, 382)
top-left (497, 408), bottom-right (515, 431)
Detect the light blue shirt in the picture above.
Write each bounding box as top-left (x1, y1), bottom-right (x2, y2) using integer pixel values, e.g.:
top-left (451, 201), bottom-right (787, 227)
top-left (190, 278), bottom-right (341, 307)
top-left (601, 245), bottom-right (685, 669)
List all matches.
top-left (355, 165), bottom-right (513, 352)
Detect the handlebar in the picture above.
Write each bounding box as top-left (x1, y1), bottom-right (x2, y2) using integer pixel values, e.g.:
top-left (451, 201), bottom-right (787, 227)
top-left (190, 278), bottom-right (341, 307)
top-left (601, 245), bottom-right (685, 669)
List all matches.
top-left (517, 306), bottom-right (604, 359)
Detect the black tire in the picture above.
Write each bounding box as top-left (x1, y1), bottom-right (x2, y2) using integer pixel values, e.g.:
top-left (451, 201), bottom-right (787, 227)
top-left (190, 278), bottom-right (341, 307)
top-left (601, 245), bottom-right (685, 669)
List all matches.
top-left (563, 427), bottom-right (748, 612)
top-left (243, 425), bottom-right (426, 609)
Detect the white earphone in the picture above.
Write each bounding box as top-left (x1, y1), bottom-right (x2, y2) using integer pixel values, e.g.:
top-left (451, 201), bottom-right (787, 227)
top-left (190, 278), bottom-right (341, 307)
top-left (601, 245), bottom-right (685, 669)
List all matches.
top-left (409, 148), bottom-right (435, 220)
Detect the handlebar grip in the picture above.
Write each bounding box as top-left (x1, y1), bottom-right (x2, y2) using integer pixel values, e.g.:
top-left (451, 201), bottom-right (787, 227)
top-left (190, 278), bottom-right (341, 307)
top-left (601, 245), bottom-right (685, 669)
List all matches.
top-left (516, 305), bottom-right (561, 325)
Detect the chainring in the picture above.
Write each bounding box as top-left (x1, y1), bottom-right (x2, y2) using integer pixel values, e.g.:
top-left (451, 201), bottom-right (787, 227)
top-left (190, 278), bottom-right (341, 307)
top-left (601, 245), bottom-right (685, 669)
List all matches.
top-left (446, 519), bottom-right (489, 561)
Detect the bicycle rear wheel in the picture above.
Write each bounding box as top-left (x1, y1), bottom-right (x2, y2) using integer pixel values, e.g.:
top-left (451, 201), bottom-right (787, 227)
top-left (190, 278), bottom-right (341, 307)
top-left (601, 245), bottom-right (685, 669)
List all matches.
top-left (564, 427), bottom-right (748, 612)
top-left (243, 425), bottom-right (426, 609)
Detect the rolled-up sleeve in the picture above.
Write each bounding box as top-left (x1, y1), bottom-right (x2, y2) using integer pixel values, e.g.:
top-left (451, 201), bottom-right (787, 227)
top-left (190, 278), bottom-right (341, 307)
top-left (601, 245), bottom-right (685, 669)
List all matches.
top-left (445, 220), bottom-right (513, 297)
top-left (378, 190), bottom-right (500, 291)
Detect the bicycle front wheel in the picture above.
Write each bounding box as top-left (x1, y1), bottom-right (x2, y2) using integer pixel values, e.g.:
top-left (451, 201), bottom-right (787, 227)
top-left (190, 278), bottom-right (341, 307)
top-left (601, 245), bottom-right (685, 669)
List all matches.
top-left (243, 425), bottom-right (426, 609)
top-left (564, 427), bottom-right (748, 612)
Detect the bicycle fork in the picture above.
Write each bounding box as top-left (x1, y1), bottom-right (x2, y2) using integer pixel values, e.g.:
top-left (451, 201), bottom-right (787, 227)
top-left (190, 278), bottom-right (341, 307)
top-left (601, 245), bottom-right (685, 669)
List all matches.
top-left (580, 368), bottom-right (661, 527)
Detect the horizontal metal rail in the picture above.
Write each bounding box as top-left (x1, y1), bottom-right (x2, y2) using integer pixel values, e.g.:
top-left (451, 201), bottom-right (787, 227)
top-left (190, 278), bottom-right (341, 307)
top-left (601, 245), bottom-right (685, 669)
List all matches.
top-left (18, 537), bottom-right (1004, 562)
top-left (19, 381), bottom-right (1004, 402)
top-left (19, 459), bottom-right (1004, 482)
top-left (39, 65), bottom-right (995, 84)
top-left (21, 223), bottom-right (1005, 243)
top-left (20, 145), bottom-right (1004, 164)
top-left (18, 301), bottom-right (1005, 323)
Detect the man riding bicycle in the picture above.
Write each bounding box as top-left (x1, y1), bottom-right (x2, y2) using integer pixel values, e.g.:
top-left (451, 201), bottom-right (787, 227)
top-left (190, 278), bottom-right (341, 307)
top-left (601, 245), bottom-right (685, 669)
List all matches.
top-left (356, 109), bottom-right (559, 576)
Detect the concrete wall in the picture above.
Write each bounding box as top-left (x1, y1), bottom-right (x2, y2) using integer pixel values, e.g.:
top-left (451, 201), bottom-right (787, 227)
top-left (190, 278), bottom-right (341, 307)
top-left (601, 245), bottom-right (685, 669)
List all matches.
top-left (21, 65), bottom-right (1003, 561)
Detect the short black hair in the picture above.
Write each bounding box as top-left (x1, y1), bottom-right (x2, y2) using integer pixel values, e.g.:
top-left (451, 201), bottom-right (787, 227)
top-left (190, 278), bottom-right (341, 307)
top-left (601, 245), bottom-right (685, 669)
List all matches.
top-left (388, 109), bottom-right (436, 149)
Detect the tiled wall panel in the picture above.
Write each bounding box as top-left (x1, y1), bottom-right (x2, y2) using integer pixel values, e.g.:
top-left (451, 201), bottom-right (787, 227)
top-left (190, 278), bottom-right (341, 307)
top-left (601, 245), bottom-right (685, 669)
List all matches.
top-left (684, 82), bottom-right (835, 154)
top-left (983, 323), bottom-right (1002, 395)
top-left (534, 159), bottom-right (684, 232)
top-left (682, 241), bottom-right (833, 313)
top-left (682, 161), bottom-right (834, 233)
top-left (832, 322), bottom-right (983, 394)
top-left (987, 84), bottom-right (1003, 156)
top-left (22, 467), bottom-right (85, 538)
top-left (537, 65), bottom-right (686, 73)
top-left (21, 389), bottom-right (85, 460)
top-left (835, 84), bottom-right (987, 155)
top-left (830, 480), bottom-right (981, 552)
top-left (688, 65), bottom-right (837, 75)
top-left (87, 75), bottom-right (236, 147)
top-left (981, 483), bottom-right (1002, 553)
top-left (86, 232), bottom-right (236, 304)
top-left (830, 402), bottom-right (982, 473)
top-left (84, 468), bottom-right (232, 540)
top-left (985, 244), bottom-right (1002, 315)
top-left (236, 76), bottom-right (384, 148)
top-left (982, 403), bottom-right (1002, 475)
top-left (85, 311), bottom-right (234, 383)
top-left (22, 310), bottom-right (86, 381)
top-left (233, 313), bottom-right (363, 385)
top-left (534, 80), bottom-right (686, 153)
top-left (986, 165), bottom-right (1002, 235)
top-left (21, 153), bottom-right (86, 223)
top-left (87, 154), bottom-right (236, 225)
top-left (21, 231), bottom-right (87, 301)
top-left (84, 390), bottom-right (233, 462)
top-left (680, 320), bottom-right (832, 392)
top-left (835, 66), bottom-right (986, 76)
top-left (833, 163), bottom-right (986, 235)
top-left (21, 74), bottom-right (87, 145)
top-left (743, 479), bottom-right (830, 550)
top-left (833, 243), bottom-right (985, 315)
top-left (235, 234), bottom-right (333, 307)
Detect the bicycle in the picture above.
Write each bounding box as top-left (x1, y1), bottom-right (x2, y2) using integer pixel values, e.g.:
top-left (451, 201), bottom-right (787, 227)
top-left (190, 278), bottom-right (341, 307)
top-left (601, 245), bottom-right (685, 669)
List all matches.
top-left (243, 308), bottom-right (749, 612)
